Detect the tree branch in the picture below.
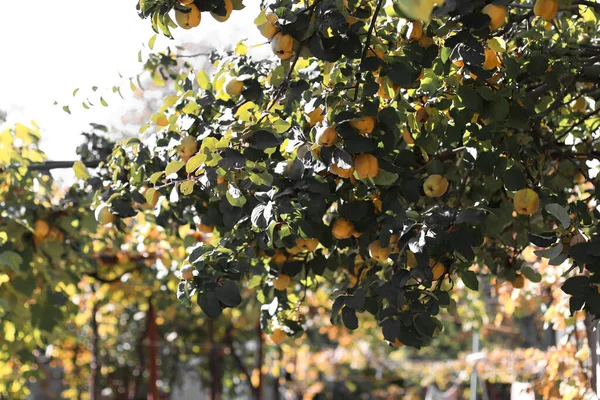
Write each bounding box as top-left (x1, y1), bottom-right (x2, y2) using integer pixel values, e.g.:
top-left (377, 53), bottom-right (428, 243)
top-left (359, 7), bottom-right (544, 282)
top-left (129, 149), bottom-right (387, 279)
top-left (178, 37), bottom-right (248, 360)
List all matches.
top-left (225, 326), bottom-right (258, 398)
top-left (574, 0), bottom-right (600, 11)
top-left (86, 264), bottom-right (144, 283)
top-left (1, 159), bottom-right (102, 172)
top-left (527, 73), bottom-right (578, 99)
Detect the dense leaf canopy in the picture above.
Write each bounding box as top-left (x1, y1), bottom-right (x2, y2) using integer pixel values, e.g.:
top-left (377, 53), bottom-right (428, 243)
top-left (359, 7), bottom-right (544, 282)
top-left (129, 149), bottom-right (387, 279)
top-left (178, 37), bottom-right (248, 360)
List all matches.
top-left (1, 0), bottom-right (600, 397)
top-left (125, 0), bottom-right (600, 348)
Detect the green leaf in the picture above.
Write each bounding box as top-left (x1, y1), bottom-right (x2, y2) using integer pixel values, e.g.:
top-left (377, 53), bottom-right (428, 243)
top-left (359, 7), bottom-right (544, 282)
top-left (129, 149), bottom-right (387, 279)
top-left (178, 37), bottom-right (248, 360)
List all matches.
top-left (341, 306), bottom-right (358, 330)
top-left (504, 168), bottom-right (526, 191)
top-left (562, 275), bottom-right (590, 295)
top-left (180, 180), bottom-right (194, 195)
top-left (268, 65), bottom-right (285, 87)
top-left (457, 86), bottom-right (481, 111)
top-left (414, 314), bottom-right (435, 337)
top-left (246, 130), bottom-right (281, 150)
top-left (395, 0), bottom-right (437, 21)
top-left (100, 97), bottom-right (108, 107)
top-left (248, 275), bottom-right (262, 289)
top-left (488, 37), bottom-right (506, 53)
top-left (521, 266), bottom-right (542, 283)
top-left (62, 106), bottom-right (71, 114)
top-left (226, 183), bottom-right (247, 207)
top-left (198, 291), bottom-right (222, 318)
top-left (545, 203), bottom-right (571, 229)
top-left (461, 270), bottom-right (479, 291)
top-left (534, 244), bottom-right (563, 259)
top-left (165, 160), bottom-right (185, 176)
top-left (73, 161), bottom-right (91, 180)
top-left (273, 119), bottom-right (291, 134)
top-left (150, 172), bottom-right (163, 184)
top-left (0, 251), bottom-right (22, 272)
top-left (372, 169), bottom-right (399, 186)
top-left (249, 171), bottom-right (274, 186)
top-left (215, 281), bottom-right (242, 307)
top-left (346, 288), bottom-right (366, 309)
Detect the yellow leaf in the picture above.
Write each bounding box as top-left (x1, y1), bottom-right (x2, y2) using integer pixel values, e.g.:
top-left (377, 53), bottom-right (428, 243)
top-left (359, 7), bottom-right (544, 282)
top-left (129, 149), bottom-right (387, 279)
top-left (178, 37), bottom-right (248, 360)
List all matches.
top-left (186, 153), bottom-right (207, 173)
top-left (182, 100), bottom-right (200, 114)
top-left (148, 34), bottom-right (157, 49)
top-left (395, 0), bottom-right (437, 21)
top-left (145, 188), bottom-right (158, 204)
top-left (4, 321), bottom-right (15, 342)
top-left (196, 70), bottom-right (211, 90)
top-left (235, 102), bottom-right (258, 122)
top-left (165, 160), bottom-right (185, 176)
top-left (152, 71), bottom-right (166, 87)
top-left (73, 161), bottom-right (91, 180)
top-left (235, 40), bottom-right (248, 55)
top-left (581, 5), bottom-right (597, 24)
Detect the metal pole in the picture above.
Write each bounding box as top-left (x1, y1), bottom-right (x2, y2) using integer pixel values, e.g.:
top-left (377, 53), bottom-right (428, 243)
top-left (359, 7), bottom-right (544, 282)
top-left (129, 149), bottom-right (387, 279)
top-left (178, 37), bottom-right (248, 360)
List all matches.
top-left (470, 331), bottom-right (480, 400)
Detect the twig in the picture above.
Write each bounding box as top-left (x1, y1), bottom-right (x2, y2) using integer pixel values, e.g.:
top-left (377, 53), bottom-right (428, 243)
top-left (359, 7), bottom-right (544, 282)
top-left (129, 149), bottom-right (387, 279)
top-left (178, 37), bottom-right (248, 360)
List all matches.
top-left (535, 77), bottom-right (577, 119)
top-left (498, 10), bottom-right (533, 38)
top-left (413, 146), bottom-right (468, 172)
top-left (174, 52), bottom-right (211, 58)
top-left (241, 44), bottom-right (305, 139)
top-left (509, 3), bottom-right (585, 11)
top-left (354, 0), bottom-right (385, 101)
top-left (555, 106), bottom-right (600, 142)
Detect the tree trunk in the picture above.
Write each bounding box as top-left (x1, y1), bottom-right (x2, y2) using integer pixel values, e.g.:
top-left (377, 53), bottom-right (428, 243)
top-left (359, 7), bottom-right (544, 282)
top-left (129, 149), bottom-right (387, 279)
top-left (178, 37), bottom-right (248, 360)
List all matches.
top-left (515, 314), bottom-right (540, 348)
top-left (89, 302), bottom-right (100, 400)
top-left (225, 325), bottom-right (258, 398)
top-left (585, 313), bottom-right (598, 394)
top-left (72, 342), bottom-right (83, 400)
top-left (166, 344), bottom-right (180, 400)
top-left (256, 322), bottom-right (264, 400)
top-left (272, 347), bottom-right (281, 400)
top-left (208, 319), bottom-right (223, 400)
top-left (130, 307), bottom-right (149, 400)
top-left (148, 300), bottom-right (159, 400)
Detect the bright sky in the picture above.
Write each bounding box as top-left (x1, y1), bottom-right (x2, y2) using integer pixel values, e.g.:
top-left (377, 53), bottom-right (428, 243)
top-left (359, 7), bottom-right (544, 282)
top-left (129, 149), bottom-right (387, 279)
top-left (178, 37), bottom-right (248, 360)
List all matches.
top-left (0, 0), bottom-right (263, 174)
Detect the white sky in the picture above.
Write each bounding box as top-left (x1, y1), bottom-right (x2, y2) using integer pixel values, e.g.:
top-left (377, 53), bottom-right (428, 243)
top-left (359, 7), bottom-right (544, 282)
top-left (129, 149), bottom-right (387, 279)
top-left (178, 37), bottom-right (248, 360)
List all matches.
top-left (0, 0), bottom-right (263, 175)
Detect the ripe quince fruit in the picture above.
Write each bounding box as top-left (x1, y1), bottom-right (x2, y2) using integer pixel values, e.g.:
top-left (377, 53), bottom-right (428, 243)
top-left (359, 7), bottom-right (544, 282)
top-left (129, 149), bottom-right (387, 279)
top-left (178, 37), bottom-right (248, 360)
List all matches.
top-left (423, 174), bottom-right (449, 198)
